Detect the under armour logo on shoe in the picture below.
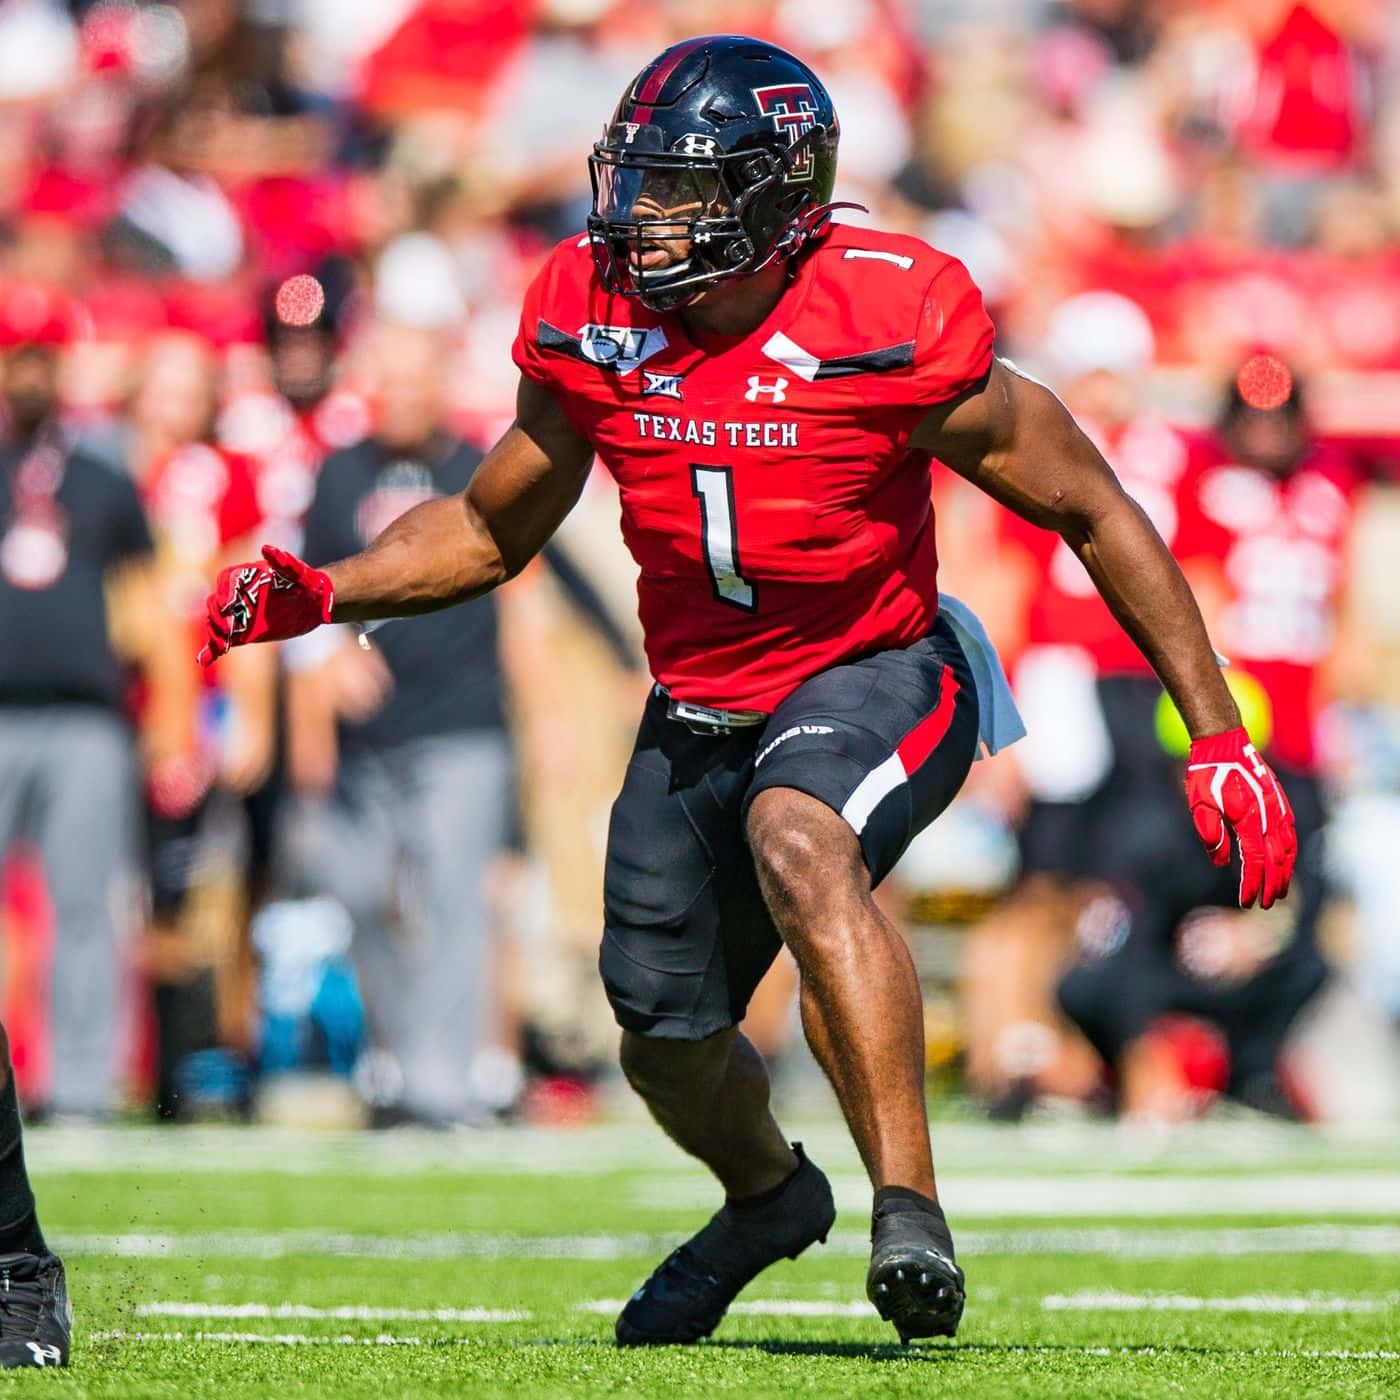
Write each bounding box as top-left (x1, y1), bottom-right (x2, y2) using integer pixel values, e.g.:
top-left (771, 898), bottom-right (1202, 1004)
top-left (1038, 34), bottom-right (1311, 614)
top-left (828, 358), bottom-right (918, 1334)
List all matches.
top-left (25, 1342), bottom-right (61, 1366)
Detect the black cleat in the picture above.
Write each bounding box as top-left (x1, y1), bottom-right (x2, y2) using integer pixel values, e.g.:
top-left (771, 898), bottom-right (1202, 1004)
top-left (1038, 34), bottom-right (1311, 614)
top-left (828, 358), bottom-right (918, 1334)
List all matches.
top-left (616, 1143), bottom-right (835, 1346)
top-left (0, 1253), bottom-right (71, 1368)
top-left (866, 1195), bottom-right (964, 1344)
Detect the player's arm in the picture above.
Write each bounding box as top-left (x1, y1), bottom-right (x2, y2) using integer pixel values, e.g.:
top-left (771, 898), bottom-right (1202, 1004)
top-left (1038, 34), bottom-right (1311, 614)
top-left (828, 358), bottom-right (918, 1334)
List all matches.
top-left (914, 360), bottom-right (1233, 737)
top-left (198, 376), bottom-right (593, 659)
top-left (329, 377), bottom-right (593, 622)
top-left (912, 358), bottom-right (1296, 907)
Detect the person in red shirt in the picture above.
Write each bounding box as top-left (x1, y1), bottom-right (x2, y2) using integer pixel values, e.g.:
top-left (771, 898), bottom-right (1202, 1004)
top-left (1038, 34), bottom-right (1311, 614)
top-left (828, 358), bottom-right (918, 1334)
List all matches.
top-left (127, 331), bottom-right (275, 1116)
top-left (1057, 369), bottom-right (1353, 1119)
top-left (217, 264), bottom-right (370, 558)
top-left (198, 36), bottom-right (1294, 1347)
top-left (1177, 381), bottom-right (1361, 778)
top-left (959, 291), bottom-right (1196, 1117)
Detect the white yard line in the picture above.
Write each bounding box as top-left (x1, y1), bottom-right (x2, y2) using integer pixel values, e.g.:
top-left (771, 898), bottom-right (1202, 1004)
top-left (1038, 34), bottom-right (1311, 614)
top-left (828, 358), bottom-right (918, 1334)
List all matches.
top-left (91, 1330), bottom-right (438, 1346)
top-left (28, 1119), bottom-right (1400, 1177)
top-left (963, 1224), bottom-right (1400, 1257)
top-left (136, 1293), bottom-right (1398, 1325)
top-left (53, 1230), bottom-right (666, 1260)
top-left (135, 1302), bottom-right (528, 1323)
top-left (51, 1222), bottom-right (1400, 1260)
top-left (639, 1172), bottom-right (1400, 1218)
top-left (1042, 1291), bottom-right (1400, 1314)
top-left (88, 1331), bottom-right (1400, 1362)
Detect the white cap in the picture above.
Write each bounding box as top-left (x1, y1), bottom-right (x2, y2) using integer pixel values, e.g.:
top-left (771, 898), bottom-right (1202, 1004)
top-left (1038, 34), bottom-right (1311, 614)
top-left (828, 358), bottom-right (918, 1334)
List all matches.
top-left (1041, 290), bottom-right (1156, 383)
top-left (373, 232), bottom-right (466, 330)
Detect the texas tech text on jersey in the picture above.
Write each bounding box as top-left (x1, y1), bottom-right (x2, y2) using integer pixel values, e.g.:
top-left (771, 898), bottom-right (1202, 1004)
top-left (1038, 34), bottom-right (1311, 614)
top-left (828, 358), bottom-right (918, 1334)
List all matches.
top-left (512, 223), bottom-right (993, 712)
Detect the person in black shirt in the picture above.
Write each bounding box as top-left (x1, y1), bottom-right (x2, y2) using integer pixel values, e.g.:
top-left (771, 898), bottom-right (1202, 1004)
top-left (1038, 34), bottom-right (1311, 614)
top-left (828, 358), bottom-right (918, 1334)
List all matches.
top-left (282, 322), bottom-right (513, 1124)
top-left (0, 291), bottom-right (155, 1364)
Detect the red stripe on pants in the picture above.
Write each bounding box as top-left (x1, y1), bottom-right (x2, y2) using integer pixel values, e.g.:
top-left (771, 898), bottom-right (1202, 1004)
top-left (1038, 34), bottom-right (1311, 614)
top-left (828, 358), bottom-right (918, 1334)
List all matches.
top-left (895, 666), bottom-right (960, 775)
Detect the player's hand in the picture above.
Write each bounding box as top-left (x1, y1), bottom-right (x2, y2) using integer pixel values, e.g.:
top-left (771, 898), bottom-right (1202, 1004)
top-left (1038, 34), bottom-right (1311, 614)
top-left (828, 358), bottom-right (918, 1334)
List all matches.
top-left (198, 546), bottom-right (334, 668)
top-left (1184, 726), bottom-right (1296, 909)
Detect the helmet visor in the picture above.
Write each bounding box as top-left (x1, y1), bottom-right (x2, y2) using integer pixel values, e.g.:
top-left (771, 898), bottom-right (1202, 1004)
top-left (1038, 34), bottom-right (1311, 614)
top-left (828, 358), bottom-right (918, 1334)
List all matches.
top-left (586, 126), bottom-right (785, 310)
top-left (590, 153), bottom-right (724, 225)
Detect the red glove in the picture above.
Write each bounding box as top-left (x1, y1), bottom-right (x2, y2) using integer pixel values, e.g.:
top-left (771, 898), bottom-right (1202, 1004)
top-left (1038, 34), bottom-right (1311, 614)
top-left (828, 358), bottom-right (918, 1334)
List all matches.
top-left (1185, 726), bottom-right (1297, 909)
top-left (197, 546), bottom-right (334, 668)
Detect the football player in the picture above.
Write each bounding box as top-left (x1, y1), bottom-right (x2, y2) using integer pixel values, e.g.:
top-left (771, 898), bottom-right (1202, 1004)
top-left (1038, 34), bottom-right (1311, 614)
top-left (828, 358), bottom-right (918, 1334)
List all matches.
top-left (1057, 370), bottom-right (1359, 1119)
top-left (199, 36), bottom-right (1296, 1346)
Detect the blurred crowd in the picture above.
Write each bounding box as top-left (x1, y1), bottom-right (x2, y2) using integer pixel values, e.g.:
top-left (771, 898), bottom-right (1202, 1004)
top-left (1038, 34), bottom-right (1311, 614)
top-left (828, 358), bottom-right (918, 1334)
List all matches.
top-left (2, 0), bottom-right (1400, 1127)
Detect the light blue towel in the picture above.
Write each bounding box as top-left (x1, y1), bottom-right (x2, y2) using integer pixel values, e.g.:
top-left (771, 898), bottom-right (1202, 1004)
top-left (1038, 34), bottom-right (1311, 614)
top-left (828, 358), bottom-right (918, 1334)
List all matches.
top-left (937, 593), bottom-right (1027, 757)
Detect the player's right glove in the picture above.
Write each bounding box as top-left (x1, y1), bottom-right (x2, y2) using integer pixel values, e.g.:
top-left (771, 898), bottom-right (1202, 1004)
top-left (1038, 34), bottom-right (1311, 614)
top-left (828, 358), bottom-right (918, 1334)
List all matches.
top-left (1184, 726), bottom-right (1297, 910)
top-left (198, 545), bottom-right (334, 668)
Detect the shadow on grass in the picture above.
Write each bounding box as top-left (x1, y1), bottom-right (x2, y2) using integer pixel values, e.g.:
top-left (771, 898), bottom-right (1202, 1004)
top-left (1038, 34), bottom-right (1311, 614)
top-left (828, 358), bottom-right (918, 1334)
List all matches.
top-left (512, 1337), bottom-right (1244, 1363)
top-left (706, 1340), bottom-right (1259, 1362)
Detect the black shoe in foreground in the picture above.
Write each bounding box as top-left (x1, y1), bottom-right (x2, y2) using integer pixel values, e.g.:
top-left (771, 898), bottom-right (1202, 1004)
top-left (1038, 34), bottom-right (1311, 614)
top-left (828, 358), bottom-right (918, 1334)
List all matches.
top-left (0, 1253), bottom-right (71, 1368)
top-left (866, 1191), bottom-right (964, 1344)
top-left (616, 1143), bottom-right (835, 1346)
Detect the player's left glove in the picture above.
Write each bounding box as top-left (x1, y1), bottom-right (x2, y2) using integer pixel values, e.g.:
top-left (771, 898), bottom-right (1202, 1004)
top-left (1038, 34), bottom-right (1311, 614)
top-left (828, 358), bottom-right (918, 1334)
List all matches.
top-left (197, 545), bottom-right (334, 667)
top-left (1185, 726), bottom-right (1297, 909)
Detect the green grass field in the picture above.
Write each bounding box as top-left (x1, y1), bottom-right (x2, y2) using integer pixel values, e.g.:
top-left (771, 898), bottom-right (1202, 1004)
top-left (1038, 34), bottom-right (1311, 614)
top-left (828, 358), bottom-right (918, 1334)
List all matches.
top-left (18, 1113), bottom-right (1400, 1397)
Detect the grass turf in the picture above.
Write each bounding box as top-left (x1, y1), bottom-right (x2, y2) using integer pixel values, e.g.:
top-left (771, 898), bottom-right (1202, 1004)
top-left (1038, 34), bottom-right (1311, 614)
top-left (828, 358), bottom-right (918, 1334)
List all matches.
top-left (14, 1118), bottom-right (1400, 1397)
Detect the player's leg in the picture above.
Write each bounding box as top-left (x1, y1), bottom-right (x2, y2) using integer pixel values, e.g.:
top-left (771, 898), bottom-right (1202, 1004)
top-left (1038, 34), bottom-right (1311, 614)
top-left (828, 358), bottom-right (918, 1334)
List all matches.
top-left (0, 1023), bottom-right (70, 1369)
top-left (747, 789), bottom-right (935, 1190)
top-left (0, 1017), bottom-right (70, 1366)
top-left (742, 617), bottom-right (980, 1342)
top-left (618, 1028), bottom-right (795, 1197)
top-left (0, 720), bottom-right (66, 1365)
top-left (0, 728), bottom-right (65, 1360)
top-left (601, 693), bottom-right (834, 1345)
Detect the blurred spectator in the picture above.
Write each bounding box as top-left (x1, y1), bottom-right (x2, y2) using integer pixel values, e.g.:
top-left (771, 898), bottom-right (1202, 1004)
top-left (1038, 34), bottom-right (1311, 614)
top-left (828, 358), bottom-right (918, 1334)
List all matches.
top-left (282, 315), bottom-right (513, 1126)
top-left (107, 96), bottom-right (247, 283)
top-left (218, 262), bottom-right (371, 554)
top-left (1057, 366), bottom-right (1363, 1121)
top-left (124, 329), bottom-right (275, 1117)
top-left (959, 291), bottom-right (1188, 1117)
top-left (0, 282), bottom-right (153, 1117)
top-left (0, 0), bottom-right (1398, 1122)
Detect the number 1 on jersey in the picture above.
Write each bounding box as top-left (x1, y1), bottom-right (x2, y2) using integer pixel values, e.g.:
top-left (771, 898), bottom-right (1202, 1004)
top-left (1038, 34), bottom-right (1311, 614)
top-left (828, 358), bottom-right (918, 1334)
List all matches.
top-left (691, 465), bottom-right (756, 611)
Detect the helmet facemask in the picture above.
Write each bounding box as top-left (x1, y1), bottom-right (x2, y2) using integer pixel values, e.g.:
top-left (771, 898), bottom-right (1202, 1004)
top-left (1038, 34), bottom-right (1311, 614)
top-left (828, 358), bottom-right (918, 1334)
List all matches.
top-left (587, 123), bottom-right (818, 313)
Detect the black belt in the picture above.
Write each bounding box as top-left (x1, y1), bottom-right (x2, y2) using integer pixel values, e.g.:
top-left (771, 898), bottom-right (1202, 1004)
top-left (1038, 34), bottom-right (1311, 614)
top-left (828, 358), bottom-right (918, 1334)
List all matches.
top-left (656, 685), bottom-right (768, 736)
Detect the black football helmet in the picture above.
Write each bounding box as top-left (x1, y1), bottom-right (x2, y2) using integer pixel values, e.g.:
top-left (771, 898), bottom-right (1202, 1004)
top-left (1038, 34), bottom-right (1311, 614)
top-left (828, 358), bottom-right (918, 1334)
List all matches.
top-left (588, 35), bottom-right (840, 312)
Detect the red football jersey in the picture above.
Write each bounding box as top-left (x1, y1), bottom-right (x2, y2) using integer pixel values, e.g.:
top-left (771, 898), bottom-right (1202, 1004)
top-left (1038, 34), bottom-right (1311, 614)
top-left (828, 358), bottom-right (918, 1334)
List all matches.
top-left (1174, 440), bottom-right (1361, 771)
top-left (139, 441), bottom-right (264, 702)
top-left (512, 224), bottom-right (994, 710)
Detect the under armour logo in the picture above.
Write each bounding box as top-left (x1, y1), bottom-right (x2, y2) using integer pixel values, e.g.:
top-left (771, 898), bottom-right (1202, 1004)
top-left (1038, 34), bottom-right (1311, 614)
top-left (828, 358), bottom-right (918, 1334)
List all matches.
top-left (675, 133), bottom-right (718, 157)
top-left (26, 1342), bottom-right (61, 1366)
top-left (745, 376), bottom-right (788, 403)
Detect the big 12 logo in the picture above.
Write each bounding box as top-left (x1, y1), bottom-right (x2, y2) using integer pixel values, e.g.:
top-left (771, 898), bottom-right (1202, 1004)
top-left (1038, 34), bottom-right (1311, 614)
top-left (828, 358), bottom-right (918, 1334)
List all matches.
top-left (752, 84), bottom-right (818, 181)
